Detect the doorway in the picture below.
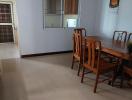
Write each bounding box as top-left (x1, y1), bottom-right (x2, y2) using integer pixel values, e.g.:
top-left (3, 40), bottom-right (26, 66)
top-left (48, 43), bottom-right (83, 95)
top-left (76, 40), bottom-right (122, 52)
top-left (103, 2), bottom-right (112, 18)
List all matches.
top-left (0, 2), bottom-right (14, 43)
top-left (0, 1), bottom-right (20, 59)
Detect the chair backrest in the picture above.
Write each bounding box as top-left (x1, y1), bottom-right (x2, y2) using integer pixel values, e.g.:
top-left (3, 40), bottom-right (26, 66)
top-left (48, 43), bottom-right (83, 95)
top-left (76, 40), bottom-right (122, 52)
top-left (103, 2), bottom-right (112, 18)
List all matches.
top-left (74, 28), bottom-right (86, 36)
top-left (113, 31), bottom-right (127, 43)
top-left (84, 39), bottom-right (101, 70)
top-left (112, 31), bottom-right (127, 47)
top-left (73, 29), bottom-right (83, 60)
top-left (127, 33), bottom-right (132, 43)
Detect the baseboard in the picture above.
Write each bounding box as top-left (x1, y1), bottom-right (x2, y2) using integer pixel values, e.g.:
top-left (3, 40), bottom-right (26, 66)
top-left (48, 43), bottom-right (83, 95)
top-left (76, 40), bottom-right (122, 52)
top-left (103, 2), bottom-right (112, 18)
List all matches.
top-left (21, 50), bottom-right (73, 58)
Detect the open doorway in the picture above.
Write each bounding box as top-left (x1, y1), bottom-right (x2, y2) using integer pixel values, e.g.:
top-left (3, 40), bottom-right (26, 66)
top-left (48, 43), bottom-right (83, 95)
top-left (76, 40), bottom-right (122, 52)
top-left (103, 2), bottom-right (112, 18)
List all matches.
top-left (0, 0), bottom-right (20, 59)
top-left (0, 2), bottom-right (14, 43)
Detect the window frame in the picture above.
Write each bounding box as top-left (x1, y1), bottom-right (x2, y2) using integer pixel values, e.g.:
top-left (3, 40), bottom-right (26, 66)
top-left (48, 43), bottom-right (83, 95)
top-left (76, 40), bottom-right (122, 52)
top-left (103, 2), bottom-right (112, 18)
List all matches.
top-left (43, 0), bottom-right (80, 29)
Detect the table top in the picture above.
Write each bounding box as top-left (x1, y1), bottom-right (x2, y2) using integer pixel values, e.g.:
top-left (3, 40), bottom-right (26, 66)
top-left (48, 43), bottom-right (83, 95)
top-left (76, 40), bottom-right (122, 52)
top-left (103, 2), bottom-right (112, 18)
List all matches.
top-left (85, 36), bottom-right (130, 60)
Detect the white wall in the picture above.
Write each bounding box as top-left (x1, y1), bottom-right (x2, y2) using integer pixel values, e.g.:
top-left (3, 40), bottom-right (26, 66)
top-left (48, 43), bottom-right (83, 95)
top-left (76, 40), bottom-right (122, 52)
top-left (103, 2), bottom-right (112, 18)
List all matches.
top-left (94, 0), bottom-right (119, 38)
top-left (16, 0), bottom-right (97, 55)
top-left (117, 0), bottom-right (132, 33)
top-left (79, 0), bottom-right (97, 35)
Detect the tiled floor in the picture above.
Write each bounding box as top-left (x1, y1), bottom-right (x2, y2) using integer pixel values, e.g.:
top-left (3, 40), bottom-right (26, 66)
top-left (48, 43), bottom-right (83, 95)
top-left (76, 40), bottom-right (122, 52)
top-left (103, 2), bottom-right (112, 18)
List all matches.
top-left (0, 53), bottom-right (132, 100)
top-left (0, 43), bottom-right (20, 59)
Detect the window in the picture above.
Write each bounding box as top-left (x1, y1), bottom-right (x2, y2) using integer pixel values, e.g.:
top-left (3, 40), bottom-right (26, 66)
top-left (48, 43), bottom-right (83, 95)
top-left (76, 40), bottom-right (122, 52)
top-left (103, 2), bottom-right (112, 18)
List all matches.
top-left (0, 2), bottom-right (14, 43)
top-left (44, 0), bottom-right (79, 28)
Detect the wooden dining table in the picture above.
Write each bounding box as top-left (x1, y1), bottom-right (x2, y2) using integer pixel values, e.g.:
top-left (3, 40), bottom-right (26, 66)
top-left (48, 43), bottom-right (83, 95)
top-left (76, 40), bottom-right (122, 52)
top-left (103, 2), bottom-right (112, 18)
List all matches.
top-left (84, 36), bottom-right (130, 60)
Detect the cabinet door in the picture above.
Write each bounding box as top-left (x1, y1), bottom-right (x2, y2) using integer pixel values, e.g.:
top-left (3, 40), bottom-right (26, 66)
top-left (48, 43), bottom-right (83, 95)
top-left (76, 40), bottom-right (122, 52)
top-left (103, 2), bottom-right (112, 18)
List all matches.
top-left (64, 0), bottom-right (78, 14)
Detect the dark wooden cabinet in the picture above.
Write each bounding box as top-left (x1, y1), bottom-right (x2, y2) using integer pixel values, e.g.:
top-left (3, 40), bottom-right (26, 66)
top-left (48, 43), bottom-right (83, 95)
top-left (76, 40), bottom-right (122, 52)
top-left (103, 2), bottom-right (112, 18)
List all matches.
top-left (64, 0), bottom-right (78, 14)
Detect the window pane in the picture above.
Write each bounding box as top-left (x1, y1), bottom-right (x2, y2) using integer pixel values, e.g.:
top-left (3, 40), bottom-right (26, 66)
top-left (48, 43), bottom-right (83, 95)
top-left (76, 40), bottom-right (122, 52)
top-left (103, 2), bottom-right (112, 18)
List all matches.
top-left (44, 0), bottom-right (79, 28)
top-left (63, 0), bottom-right (79, 27)
top-left (0, 25), bottom-right (13, 43)
top-left (45, 0), bottom-right (62, 28)
top-left (0, 4), bottom-right (12, 23)
top-left (63, 15), bottom-right (78, 27)
top-left (45, 14), bottom-right (62, 28)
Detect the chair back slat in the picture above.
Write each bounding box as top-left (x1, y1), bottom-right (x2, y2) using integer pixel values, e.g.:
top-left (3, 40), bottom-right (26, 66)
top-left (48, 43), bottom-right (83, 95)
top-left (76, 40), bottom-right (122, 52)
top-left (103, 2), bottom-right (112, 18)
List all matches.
top-left (73, 30), bottom-right (83, 60)
top-left (84, 39), bottom-right (101, 70)
top-left (127, 33), bottom-right (132, 43)
top-left (91, 42), bottom-right (96, 67)
top-left (74, 32), bottom-right (81, 57)
top-left (113, 31), bottom-right (127, 42)
top-left (113, 31), bottom-right (127, 47)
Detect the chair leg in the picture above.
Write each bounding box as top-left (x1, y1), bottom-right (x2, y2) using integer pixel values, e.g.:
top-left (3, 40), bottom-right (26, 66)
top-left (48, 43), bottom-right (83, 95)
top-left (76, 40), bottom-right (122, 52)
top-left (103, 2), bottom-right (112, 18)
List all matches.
top-left (111, 68), bottom-right (117, 86)
top-left (71, 56), bottom-right (75, 69)
top-left (94, 74), bottom-right (100, 93)
top-left (111, 66), bottom-right (119, 87)
top-left (77, 63), bottom-right (81, 76)
top-left (120, 71), bottom-right (124, 88)
top-left (81, 67), bottom-right (85, 83)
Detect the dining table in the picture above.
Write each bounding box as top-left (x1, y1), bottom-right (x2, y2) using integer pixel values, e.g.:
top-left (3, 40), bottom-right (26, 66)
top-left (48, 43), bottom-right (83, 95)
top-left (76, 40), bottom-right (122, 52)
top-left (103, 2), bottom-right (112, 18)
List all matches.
top-left (84, 36), bottom-right (130, 60)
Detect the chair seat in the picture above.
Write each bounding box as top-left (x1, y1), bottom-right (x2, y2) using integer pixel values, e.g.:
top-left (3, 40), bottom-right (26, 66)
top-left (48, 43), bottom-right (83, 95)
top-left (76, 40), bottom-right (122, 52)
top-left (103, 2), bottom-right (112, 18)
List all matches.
top-left (101, 52), bottom-right (119, 63)
top-left (83, 58), bottom-right (116, 74)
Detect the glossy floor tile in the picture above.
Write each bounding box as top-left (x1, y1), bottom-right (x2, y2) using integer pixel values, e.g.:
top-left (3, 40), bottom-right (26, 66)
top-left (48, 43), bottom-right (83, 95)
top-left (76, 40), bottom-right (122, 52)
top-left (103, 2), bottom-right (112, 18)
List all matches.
top-left (0, 53), bottom-right (132, 100)
top-left (0, 43), bottom-right (20, 60)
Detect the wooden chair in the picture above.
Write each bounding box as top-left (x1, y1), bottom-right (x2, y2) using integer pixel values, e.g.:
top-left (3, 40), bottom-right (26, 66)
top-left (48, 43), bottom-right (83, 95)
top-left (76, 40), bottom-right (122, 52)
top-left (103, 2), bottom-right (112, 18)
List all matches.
top-left (71, 28), bottom-right (86, 76)
top-left (103, 31), bottom-right (127, 62)
top-left (74, 28), bottom-right (86, 36)
top-left (120, 66), bottom-right (132, 87)
top-left (81, 39), bottom-right (116, 93)
top-left (102, 31), bottom-right (127, 85)
top-left (113, 31), bottom-right (127, 47)
top-left (127, 33), bottom-right (132, 43)
top-left (120, 47), bottom-right (132, 87)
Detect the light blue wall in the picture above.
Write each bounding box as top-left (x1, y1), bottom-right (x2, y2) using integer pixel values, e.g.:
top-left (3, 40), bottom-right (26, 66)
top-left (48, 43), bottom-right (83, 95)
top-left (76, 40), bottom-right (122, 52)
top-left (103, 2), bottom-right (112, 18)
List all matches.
top-left (95, 0), bottom-right (132, 38)
top-left (79, 0), bottom-right (97, 35)
top-left (117, 0), bottom-right (132, 33)
top-left (16, 0), bottom-right (128, 55)
top-left (94, 0), bottom-right (119, 38)
top-left (16, 0), bottom-right (97, 55)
